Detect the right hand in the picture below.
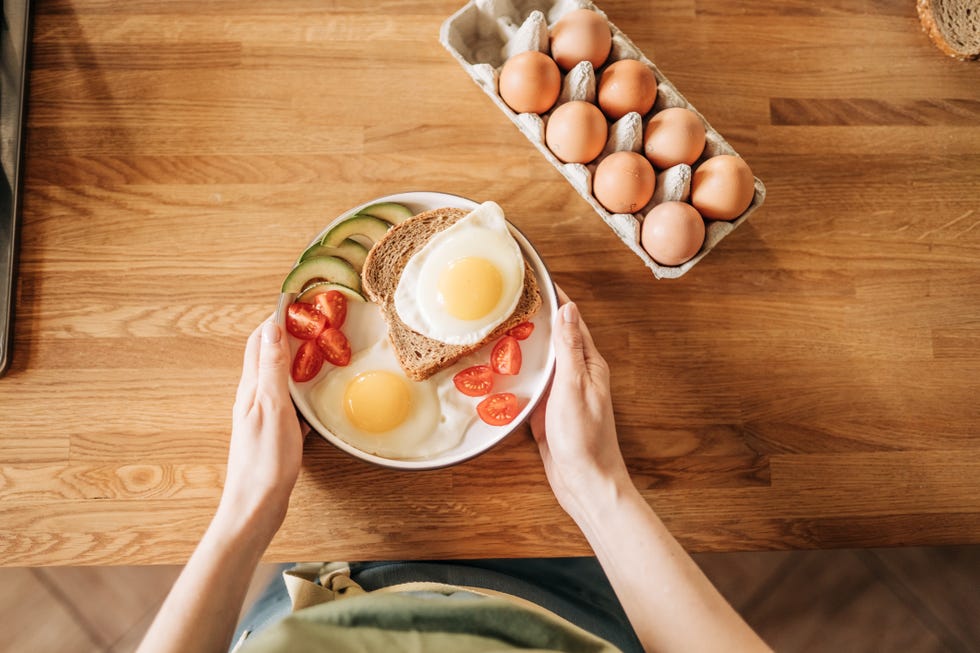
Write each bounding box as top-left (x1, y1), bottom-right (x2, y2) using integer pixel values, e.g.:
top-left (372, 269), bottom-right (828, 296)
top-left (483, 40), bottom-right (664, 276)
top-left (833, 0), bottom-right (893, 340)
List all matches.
top-left (530, 289), bottom-right (631, 521)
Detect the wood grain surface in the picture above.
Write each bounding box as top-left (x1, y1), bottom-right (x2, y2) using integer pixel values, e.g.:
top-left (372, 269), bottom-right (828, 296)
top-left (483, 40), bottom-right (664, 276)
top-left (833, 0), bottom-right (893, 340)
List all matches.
top-left (1, 0), bottom-right (978, 566)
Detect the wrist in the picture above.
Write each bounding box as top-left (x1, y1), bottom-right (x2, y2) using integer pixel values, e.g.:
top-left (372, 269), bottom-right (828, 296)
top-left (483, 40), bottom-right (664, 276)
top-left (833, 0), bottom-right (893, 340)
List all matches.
top-left (211, 497), bottom-right (284, 552)
top-left (193, 520), bottom-right (269, 580)
top-left (563, 468), bottom-right (638, 529)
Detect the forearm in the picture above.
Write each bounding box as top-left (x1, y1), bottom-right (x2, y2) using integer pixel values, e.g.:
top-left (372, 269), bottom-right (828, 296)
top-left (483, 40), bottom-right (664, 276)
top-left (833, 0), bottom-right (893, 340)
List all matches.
top-left (573, 476), bottom-right (771, 653)
top-left (136, 320), bottom-right (301, 653)
top-left (137, 511), bottom-right (274, 653)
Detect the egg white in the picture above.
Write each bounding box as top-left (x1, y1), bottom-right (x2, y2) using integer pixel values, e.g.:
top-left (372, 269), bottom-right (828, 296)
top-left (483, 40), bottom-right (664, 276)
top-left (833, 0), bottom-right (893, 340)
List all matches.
top-left (342, 299), bottom-right (388, 353)
top-left (393, 201), bottom-right (525, 346)
top-left (310, 337), bottom-right (472, 460)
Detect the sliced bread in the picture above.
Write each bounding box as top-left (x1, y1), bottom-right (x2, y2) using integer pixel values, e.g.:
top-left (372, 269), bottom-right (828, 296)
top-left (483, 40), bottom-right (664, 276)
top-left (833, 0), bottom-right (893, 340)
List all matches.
top-left (362, 207), bottom-right (542, 381)
top-left (917, 0), bottom-right (980, 61)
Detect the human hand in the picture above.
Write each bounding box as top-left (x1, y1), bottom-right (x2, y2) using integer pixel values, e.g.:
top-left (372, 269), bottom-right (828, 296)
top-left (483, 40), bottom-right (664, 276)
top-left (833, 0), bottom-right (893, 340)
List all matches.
top-left (530, 289), bottom-right (631, 522)
top-left (215, 320), bottom-right (304, 541)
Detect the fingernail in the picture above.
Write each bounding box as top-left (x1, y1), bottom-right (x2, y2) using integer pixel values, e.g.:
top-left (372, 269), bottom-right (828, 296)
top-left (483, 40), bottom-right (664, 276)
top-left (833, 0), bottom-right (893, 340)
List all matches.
top-left (563, 302), bottom-right (579, 323)
top-left (262, 321), bottom-right (281, 344)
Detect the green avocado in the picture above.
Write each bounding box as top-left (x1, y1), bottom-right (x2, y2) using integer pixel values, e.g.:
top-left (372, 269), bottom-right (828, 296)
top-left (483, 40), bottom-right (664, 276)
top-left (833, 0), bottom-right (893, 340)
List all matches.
top-left (281, 255), bottom-right (360, 294)
top-left (357, 201), bottom-right (413, 225)
top-left (298, 238), bottom-right (369, 271)
top-left (296, 281), bottom-right (366, 303)
top-left (320, 215), bottom-right (391, 248)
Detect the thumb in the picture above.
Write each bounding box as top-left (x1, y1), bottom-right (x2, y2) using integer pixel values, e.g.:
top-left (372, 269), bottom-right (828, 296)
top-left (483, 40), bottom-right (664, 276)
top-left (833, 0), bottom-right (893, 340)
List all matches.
top-left (553, 302), bottom-right (587, 384)
top-left (258, 321), bottom-right (290, 397)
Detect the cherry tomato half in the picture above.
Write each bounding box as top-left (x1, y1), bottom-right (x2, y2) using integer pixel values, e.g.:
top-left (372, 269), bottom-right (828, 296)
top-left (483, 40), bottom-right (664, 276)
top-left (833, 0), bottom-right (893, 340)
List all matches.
top-left (285, 302), bottom-right (327, 340)
top-left (490, 335), bottom-right (522, 376)
top-left (477, 392), bottom-right (519, 426)
top-left (316, 327), bottom-right (351, 367)
top-left (453, 365), bottom-right (494, 397)
top-left (291, 340), bottom-right (324, 382)
top-left (313, 290), bottom-right (348, 329)
top-left (507, 321), bottom-right (534, 340)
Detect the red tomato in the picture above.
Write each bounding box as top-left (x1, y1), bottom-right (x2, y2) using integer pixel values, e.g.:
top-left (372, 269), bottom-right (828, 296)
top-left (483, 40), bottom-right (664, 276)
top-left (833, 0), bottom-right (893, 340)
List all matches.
top-left (291, 340), bottom-right (324, 382)
top-left (453, 365), bottom-right (494, 397)
top-left (285, 302), bottom-right (327, 340)
top-left (313, 290), bottom-right (347, 329)
top-left (507, 321), bottom-right (534, 340)
top-left (477, 393), bottom-right (519, 426)
top-left (490, 335), bottom-right (522, 375)
top-left (316, 327), bottom-right (351, 367)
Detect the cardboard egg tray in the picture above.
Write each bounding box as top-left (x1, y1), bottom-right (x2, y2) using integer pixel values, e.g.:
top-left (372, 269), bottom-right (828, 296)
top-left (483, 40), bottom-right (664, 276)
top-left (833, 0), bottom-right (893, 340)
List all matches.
top-left (440, 0), bottom-right (766, 279)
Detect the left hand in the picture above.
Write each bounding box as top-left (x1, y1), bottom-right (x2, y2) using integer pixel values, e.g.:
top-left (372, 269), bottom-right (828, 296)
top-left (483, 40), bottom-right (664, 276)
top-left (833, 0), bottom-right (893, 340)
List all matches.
top-left (136, 321), bottom-right (303, 653)
top-left (216, 319), bottom-right (304, 540)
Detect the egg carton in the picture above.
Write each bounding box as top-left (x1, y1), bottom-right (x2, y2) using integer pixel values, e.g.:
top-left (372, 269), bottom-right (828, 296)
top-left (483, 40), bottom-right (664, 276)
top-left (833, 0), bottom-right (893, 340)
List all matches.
top-left (440, 0), bottom-right (766, 279)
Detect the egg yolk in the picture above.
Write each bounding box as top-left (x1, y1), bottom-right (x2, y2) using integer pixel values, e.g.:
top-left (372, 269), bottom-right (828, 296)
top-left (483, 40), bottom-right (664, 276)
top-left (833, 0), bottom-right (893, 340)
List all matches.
top-left (437, 256), bottom-right (503, 320)
top-left (343, 371), bottom-right (412, 433)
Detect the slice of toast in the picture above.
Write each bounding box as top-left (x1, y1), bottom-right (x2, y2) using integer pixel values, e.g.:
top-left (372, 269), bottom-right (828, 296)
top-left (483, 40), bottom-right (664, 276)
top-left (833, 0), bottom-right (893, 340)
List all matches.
top-left (917, 0), bottom-right (980, 61)
top-left (362, 207), bottom-right (542, 381)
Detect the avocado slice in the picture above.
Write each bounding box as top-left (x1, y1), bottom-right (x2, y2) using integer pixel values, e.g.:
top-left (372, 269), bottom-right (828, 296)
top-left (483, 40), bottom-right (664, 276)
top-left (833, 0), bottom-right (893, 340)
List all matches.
top-left (281, 256), bottom-right (361, 294)
top-left (358, 201), bottom-right (413, 225)
top-left (296, 281), bottom-right (366, 304)
top-left (320, 215), bottom-right (390, 248)
top-left (299, 238), bottom-right (369, 270)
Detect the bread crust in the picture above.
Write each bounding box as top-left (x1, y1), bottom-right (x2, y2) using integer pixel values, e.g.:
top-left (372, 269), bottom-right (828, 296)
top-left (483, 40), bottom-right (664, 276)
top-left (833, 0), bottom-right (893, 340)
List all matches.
top-left (917, 0), bottom-right (980, 61)
top-left (362, 207), bottom-right (543, 381)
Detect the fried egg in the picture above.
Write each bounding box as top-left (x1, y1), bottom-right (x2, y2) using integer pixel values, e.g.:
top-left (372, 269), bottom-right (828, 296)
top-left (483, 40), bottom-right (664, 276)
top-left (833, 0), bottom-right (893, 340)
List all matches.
top-left (309, 337), bottom-right (472, 459)
top-left (394, 201), bottom-right (525, 346)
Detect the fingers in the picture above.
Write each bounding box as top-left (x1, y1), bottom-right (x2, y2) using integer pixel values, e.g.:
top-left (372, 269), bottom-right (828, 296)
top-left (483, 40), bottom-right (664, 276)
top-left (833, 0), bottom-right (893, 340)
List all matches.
top-left (573, 305), bottom-right (599, 358)
top-left (574, 311), bottom-right (608, 379)
top-left (257, 320), bottom-right (291, 400)
top-left (236, 322), bottom-right (263, 407)
top-left (554, 283), bottom-right (571, 306)
top-left (553, 302), bottom-right (588, 385)
top-left (553, 284), bottom-right (596, 355)
top-left (552, 296), bottom-right (608, 388)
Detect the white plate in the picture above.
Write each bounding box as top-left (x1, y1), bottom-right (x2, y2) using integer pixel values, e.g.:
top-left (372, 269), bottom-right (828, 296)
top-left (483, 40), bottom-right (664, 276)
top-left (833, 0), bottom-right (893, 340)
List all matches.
top-left (276, 191), bottom-right (558, 470)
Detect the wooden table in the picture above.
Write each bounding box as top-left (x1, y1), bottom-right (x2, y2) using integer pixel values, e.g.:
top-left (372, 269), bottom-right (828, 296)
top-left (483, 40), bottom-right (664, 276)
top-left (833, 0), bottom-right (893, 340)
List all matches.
top-left (1, 0), bottom-right (978, 567)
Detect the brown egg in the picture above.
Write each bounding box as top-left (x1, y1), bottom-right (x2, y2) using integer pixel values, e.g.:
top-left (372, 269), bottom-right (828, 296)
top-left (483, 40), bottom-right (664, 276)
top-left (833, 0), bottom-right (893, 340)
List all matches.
top-left (545, 101), bottom-right (608, 164)
top-left (549, 9), bottom-right (612, 71)
top-left (498, 50), bottom-right (562, 114)
top-left (690, 155), bottom-right (755, 221)
top-left (597, 59), bottom-right (657, 120)
top-left (643, 107), bottom-right (706, 169)
top-left (641, 201), bottom-right (706, 266)
top-left (592, 151), bottom-right (656, 214)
